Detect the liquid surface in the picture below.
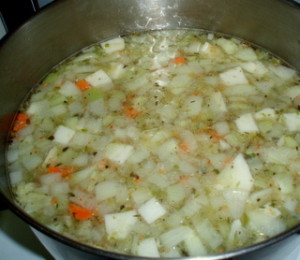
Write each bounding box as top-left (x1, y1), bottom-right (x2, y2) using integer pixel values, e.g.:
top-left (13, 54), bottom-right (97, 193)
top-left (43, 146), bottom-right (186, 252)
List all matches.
top-left (7, 30), bottom-right (300, 257)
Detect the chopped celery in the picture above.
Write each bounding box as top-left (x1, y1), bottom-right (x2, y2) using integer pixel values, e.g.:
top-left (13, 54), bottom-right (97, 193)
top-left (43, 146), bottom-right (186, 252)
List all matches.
top-left (84, 88), bottom-right (103, 101)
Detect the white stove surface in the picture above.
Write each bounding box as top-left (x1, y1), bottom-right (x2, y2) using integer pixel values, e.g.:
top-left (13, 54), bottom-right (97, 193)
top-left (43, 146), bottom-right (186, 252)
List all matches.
top-left (1, 209), bottom-right (299, 260)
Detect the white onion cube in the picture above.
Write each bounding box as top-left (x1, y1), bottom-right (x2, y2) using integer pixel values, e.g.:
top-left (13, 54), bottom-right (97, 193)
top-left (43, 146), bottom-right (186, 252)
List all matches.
top-left (105, 143), bottom-right (134, 164)
top-left (101, 37), bottom-right (125, 54)
top-left (95, 181), bottom-right (120, 201)
top-left (138, 198), bottom-right (166, 224)
top-left (210, 92), bottom-right (227, 112)
top-left (53, 125), bottom-right (75, 145)
top-left (160, 226), bottom-right (192, 247)
top-left (269, 65), bottom-right (296, 80)
top-left (241, 61), bottom-right (268, 75)
top-left (27, 100), bottom-right (49, 116)
top-left (234, 48), bottom-right (257, 61)
top-left (283, 113), bottom-right (300, 131)
top-left (85, 69), bottom-right (113, 89)
top-left (285, 85), bottom-right (300, 99)
top-left (184, 231), bottom-right (207, 256)
top-left (169, 74), bottom-right (192, 94)
top-left (10, 170), bottom-right (23, 185)
top-left (137, 238), bottom-right (160, 257)
top-left (248, 209), bottom-right (286, 237)
top-left (218, 153), bottom-right (253, 192)
top-left (59, 81), bottom-right (81, 96)
top-left (235, 113), bottom-right (259, 133)
top-left (183, 96), bottom-right (203, 116)
top-left (254, 108), bottom-right (276, 120)
top-left (219, 67), bottom-right (248, 85)
top-left (104, 210), bottom-right (138, 239)
top-left (194, 219), bottom-right (223, 250)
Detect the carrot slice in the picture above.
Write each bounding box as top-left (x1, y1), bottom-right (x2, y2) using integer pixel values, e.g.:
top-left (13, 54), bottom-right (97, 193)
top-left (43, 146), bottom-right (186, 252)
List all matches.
top-left (47, 166), bottom-right (76, 178)
top-left (173, 57), bottom-right (186, 64)
top-left (123, 106), bottom-right (140, 119)
top-left (179, 142), bottom-right (189, 152)
top-left (69, 203), bottom-right (94, 220)
top-left (13, 113), bottom-right (29, 131)
top-left (75, 79), bottom-right (90, 91)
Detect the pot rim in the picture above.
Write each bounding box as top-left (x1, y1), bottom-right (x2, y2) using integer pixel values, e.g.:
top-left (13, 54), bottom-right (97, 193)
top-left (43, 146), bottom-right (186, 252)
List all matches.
top-left (1, 0), bottom-right (300, 259)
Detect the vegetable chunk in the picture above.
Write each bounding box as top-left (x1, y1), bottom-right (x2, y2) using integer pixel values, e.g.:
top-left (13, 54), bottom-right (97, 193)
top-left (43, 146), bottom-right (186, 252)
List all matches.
top-left (217, 153), bottom-right (253, 192)
top-left (219, 67), bottom-right (248, 85)
top-left (104, 210), bottom-right (138, 239)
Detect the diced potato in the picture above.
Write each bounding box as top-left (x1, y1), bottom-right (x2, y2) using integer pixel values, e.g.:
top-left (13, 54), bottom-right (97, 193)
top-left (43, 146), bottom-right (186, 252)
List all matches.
top-left (217, 153), bottom-right (253, 192)
top-left (59, 81), bottom-right (81, 96)
top-left (234, 47), bottom-right (257, 61)
top-left (216, 38), bottom-right (238, 54)
top-left (138, 198), bottom-right (166, 224)
top-left (235, 113), bottom-right (259, 133)
top-left (248, 209), bottom-right (286, 237)
top-left (156, 139), bottom-right (178, 160)
top-left (269, 65), bottom-right (296, 80)
top-left (137, 238), bottom-right (160, 257)
top-left (168, 74), bottom-right (192, 94)
top-left (260, 146), bottom-right (297, 165)
top-left (254, 108), bottom-right (276, 120)
top-left (193, 219), bottom-right (223, 250)
top-left (104, 210), bottom-right (138, 239)
top-left (283, 113), bottom-right (300, 131)
top-left (95, 181), bottom-right (121, 201)
top-left (85, 69), bottom-right (113, 89)
top-left (53, 125), bottom-right (75, 145)
top-left (101, 37), bottom-right (125, 54)
top-left (241, 61), bottom-right (268, 75)
top-left (210, 92), bottom-right (227, 112)
top-left (219, 67), bottom-right (248, 85)
top-left (131, 188), bottom-right (152, 205)
top-left (105, 143), bottom-right (134, 164)
top-left (10, 170), bottom-right (23, 185)
top-left (184, 231), bottom-right (207, 256)
top-left (27, 100), bottom-right (49, 116)
top-left (285, 85), bottom-right (300, 99)
top-left (166, 183), bottom-right (185, 204)
top-left (160, 226), bottom-right (192, 247)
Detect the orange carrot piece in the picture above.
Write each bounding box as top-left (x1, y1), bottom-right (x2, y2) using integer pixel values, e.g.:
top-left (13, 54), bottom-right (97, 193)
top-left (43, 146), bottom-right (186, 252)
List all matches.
top-left (75, 79), bottom-right (90, 91)
top-left (209, 130), bottom-right (223, 140)
top-left (47, 166), bottom-right (76, 178)
top-left (51, 198), bottom-right (58, 204)
top-left (173, 57), bottom-right (186, 64)
top-left (223, 157), bottom-right (233, 166)
top-left (69, 203), bottom-right (94, 220)
top-left (13, 113), bottom-right (29, 131)
top-left (133, 179), bottom-right (141, 184)
top-left (296, 206), bottom-right (300, 211)
top-left (179, 142), bottom-right (189, 152)
top-left (123, 94), bottom-right (140, 119)
top-left (123, 106), bottom-right (140, 119)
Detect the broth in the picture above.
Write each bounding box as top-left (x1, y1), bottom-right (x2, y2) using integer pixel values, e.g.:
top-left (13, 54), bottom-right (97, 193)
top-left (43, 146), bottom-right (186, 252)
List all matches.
top-left (7, 30), bottom-right (300, 257)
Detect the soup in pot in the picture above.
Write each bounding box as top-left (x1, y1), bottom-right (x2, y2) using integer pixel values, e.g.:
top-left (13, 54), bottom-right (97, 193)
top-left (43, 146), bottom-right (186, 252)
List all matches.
top-left (7, 30), bottom-right (300, 257)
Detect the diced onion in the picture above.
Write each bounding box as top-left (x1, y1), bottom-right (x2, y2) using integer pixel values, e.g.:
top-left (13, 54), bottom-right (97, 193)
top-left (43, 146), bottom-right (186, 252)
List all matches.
top-left (138, 198), bottom-right (166, 224)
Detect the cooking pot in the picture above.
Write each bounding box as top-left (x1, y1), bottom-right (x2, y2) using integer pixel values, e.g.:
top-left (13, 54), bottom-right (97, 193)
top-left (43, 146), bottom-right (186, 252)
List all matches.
top-left (0, 0), bottom-right (299, 259)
